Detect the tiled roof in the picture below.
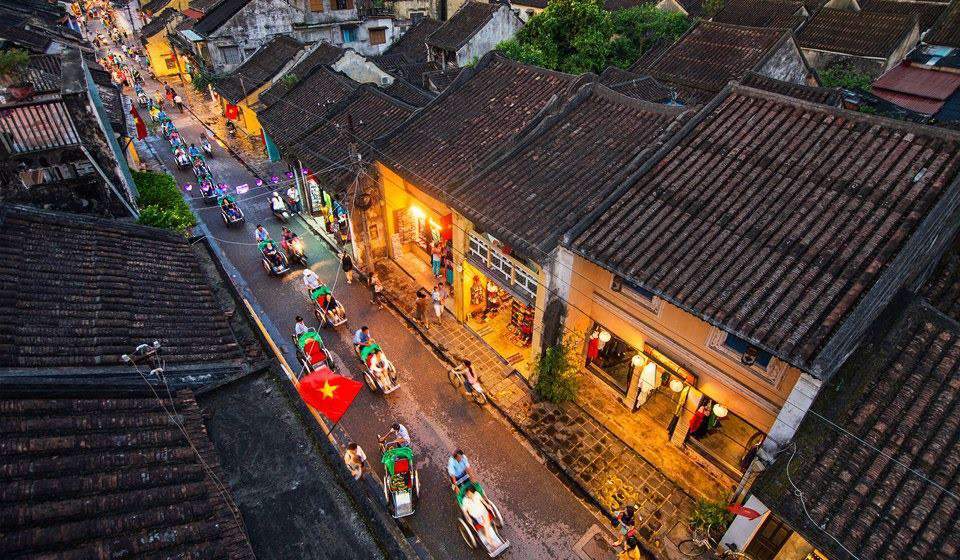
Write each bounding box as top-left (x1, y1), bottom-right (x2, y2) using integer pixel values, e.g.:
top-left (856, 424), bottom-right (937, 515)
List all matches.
top-left (0, 390), bottom-right (256, 560)
top-left (385, 17), bottom-right (442, 62)
top-left (628, 39), bottom-right (673, 73)
top-left (0, 24), bottom-right (53, 52)
top-left (424, 66), bottom-right (462, 91)
top-left (608, 76), bottom-right (675, 103)
top-left (390, 60), bottom-right (442, 86)
top-left (382, 77), bottom-right (435, 107)
top-left (754, 300), bottom-right (960, 560)
top-left (140, 0), bottom-right (170, 15)
top-left (189, 0), bottom-right (223, 12)
top-left (920, 238), bottom-right (960, 322)
top-left (141, 7), bottom-right (180, 38)
top-left (926, 0), bottom-right (960, 48)
top-left (425, 1), bottom-right (500, 51)
top-left (0, 205), bottom-right (243, 369)
top-left (739, 70), bottom-right (842, 105)
top-left (193, 0), bottom-right (252, 36)
top-left (603, 0), bottom-right (655, 9)
top-left (641, 21), bottom-right (791, 97)
top-left (798, 8), bottom-right (918, 59)
top-left (377, 53), bottom-right (581, 197)
top-left (860, 0), bottom-right (948, 31)
top-left (712, 0), bottom-right (807, 29)
top-left (292, 85), bottom-right (416, 192)
top-left (453, 83), bottom-right (685, 259)
top-left (257, 65), bottom-right (359, 151)
top-left (570, 85), bottom-right (960, 373)
top-left (599, 65), bottom-right (640, 85)
top-left (872, 63), bottom-right (960, 115)
top-left (257, 41), bottom-right (345, 108)
top-left (213, 35), bottom-right (304, 104)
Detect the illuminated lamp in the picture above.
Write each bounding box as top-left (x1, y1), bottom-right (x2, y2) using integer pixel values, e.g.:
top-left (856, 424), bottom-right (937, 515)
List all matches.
top-left (669, 379), bottom-right (684, 393)
top-left (598, 330), bottom-right (612, 343)
top-left (713, 404), bottom-right (729, 418)
top-left (631, 355), bottom-right (644, 368)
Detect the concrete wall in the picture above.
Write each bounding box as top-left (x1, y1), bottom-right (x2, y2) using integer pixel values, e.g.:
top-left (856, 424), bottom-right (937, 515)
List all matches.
top-left (349, 17), bottom-right (397, 56)
top-left (563, 255), bottom-right (802, 434)
top-left (391, 0), bottom-right (435, 21)
top-left (511, 3), bottom-right (543, 22)
top-left (333, 50), bottom-right (395, 85)
top-left (757, 37), bottom-right (812, 85)
top-left (455, 5), bottom-right (523, 66)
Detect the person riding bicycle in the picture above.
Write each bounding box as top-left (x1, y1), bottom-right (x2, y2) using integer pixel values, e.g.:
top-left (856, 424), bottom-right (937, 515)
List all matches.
top-left (255, 224), bottom-right (269, 244)
top-left (379, 422), bottom-right (410, 449)
top-left (459, 359), bottom-right (478, 394)
top-left (303, 268), bottom-right (322, 292)
top-left (353, 326), bottom-right (372, 353)
top-left (294, 315), bottom-right (309, 337)
top-left (447, 449), bottom-right (475, 487)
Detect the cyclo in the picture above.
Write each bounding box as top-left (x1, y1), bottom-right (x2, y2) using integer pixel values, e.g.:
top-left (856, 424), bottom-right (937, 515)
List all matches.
top-left (379, 438), bottom-right (419, 518)
top-left (310, 285), bottom-right (347, 328)
top-left (452, 472), bottom-right (509, 557)
top-left (356, 342), bottom-right (398, 394)
top-left (292, 328), bottom-right (335, 375)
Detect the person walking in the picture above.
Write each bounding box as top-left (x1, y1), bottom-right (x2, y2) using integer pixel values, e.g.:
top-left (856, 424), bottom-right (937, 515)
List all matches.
top-left (340, 252), bottom-right (354, 284)
top-left (431, 243), bottom-right (442, 278)
top-left (369, 272), bottom-right (384, 308)
top-left (431, 283), bottom-right (444, 325)
top-left (173, 92), bottom-right (183, 112)
top-left (343, 442), bottom-right (367, 481)
top-left (414, 289), bottom-right (430, 330)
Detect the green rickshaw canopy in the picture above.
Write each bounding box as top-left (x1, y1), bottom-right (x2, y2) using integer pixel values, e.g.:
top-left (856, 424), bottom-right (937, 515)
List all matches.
top-left (359, 343), bottom-right (381, 362)
top-left (311, 285), bottom-right (332, 300)
top-left (297, 330), bottom-right (323, 349)
top-left (382, 446), bottom-right (414, 476)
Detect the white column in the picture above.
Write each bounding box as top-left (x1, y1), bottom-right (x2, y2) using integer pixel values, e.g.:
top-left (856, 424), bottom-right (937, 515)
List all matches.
top-left (761, 371), bottom-right (822, 461)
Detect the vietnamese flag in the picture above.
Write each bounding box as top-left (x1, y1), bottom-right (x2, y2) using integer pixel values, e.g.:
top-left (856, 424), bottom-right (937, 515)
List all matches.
top-left (224, 103), bottom-right (239, 120)
top-left (298, 366), bottom-right (363, 423)
top-left (130, 105), bottom-right (148, 140)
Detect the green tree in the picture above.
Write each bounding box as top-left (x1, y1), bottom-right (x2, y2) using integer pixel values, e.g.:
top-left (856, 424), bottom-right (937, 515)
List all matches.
top-left (133, 170), bottom-right (197, 234)
top-left (532, 333), bottom-right (581, 403)
top-left (818, 64), bottom-right (873, 91)
top-left (497, 0), bottom-right (690, 73)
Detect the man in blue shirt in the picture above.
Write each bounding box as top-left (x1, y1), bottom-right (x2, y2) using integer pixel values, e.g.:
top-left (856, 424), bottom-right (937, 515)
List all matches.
top-left (353, 325), bottom-right (372, 352)
top-left (447, 449), bottom-right (475, 487)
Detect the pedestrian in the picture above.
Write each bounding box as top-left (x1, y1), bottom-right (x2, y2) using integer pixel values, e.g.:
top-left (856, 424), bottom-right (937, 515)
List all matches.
top-left (343, 442), bottom-right (367, 481)
top-left (340, 251), bottom-right (354, 284)
top-left (286, 184), bottom-right (302, 213)
top-left (431, 283), bottom-right (444, 325)
top-left (414, 289), bottom-right (430, 330)
top-left (369, 272), bottom-right (384, 308)
top-left (431, 243), bottom-right (442, 277)
top-left (174, 93), bottom-right (183, 112)
top-left (444, 254), bottom-right (454, 286)
top-left (611, 505), bottom-right (638, 547)
top-left (617, 533), bottom-right (642, 560)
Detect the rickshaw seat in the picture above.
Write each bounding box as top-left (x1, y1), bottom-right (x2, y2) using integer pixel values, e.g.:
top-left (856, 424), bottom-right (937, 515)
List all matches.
top-left (394, 458), bottom-right (410, 474)
top-left (304, 339), bottom-right (326, 364)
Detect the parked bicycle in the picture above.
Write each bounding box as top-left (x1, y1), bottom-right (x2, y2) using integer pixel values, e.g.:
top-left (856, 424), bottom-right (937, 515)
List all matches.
top-left (677, 528), bottom-right (754, 559)
top-left (448, 361), bottom-right (488, 406)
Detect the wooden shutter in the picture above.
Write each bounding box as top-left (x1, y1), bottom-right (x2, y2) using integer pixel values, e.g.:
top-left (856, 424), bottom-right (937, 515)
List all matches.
top-left (370, 28), bottom-right (386, 45)
top-left (309, 0), bottom-right (324, 12)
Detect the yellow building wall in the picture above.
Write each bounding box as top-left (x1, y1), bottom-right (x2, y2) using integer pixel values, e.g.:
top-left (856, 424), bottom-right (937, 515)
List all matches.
top-left (145, 33), bottom-right (180, 78)
top-left (218, 87), bottom-right (267, 137)
top-left (564, 255), bottom-right (801, 433)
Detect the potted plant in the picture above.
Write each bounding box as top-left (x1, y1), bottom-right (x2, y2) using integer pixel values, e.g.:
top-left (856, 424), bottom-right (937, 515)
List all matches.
top-left (688, 499), bottom-right (733, 543)
top-left (0, 49), bottom-right (33, 101)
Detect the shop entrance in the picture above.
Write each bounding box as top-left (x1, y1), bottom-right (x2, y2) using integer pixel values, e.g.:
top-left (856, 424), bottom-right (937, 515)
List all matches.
top-left (391, 204), bottom-right (453, 291)
top-left (463, 261), bottom-right (534, 369)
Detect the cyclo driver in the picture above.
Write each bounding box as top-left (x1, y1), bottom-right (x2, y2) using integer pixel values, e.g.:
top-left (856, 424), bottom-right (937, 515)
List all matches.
top-left (353, 326), bottom-right (372, 353)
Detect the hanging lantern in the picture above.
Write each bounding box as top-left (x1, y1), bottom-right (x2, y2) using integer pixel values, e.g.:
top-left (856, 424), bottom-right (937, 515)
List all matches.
top-left (713, 404), bottom-right (728, 418)
top-left (271, 175), bottom-right (279, 184)
top-left (183, 183), bottom-right (193, 191)
top-left (301, 168), bottom-right (309, 174)
top-left (255, 178), bottom-right (264, 187)
top-left (631, 354), bottom-right (644, 368)
top-left (285, 171), bottom-right (294, 179)
top-left (669, 378), bottom-right (684, 393)
top-left (598, 330), bottom-right (612, 343)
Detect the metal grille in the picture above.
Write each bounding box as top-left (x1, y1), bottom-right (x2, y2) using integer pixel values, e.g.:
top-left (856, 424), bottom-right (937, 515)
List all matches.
top-left (0, 101), bottom-right (80, 154)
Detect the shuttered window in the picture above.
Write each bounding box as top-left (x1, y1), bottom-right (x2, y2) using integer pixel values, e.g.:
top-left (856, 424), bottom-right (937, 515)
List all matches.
top-left (309, 0), bottom-right (324, 12)
top-left (370, 28), bottom-right (386, 45)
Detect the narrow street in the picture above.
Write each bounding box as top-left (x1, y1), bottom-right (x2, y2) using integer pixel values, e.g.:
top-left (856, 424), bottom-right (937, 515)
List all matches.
top-left (128, 55), bottom-right (616, 560)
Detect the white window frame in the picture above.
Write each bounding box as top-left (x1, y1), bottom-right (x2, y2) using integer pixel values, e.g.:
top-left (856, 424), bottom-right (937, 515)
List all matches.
top-left (468, 231), bottom-right (538, 301)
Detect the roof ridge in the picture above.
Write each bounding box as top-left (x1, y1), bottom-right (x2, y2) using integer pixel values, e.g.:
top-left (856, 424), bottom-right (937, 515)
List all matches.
top-left (0, 203), bottom-right (187, 242)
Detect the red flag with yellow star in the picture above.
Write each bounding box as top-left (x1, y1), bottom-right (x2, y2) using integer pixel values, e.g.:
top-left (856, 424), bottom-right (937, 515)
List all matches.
top-left (298, 366), bottom-right (363, 423)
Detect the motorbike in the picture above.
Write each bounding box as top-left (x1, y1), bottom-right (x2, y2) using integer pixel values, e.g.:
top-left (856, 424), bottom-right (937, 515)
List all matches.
top-left (226, 121), bottom-right (236, 138)
top-left (285, 237), bottom-right (308, 266)
top-left (270, 197), bottom-right (291, 223)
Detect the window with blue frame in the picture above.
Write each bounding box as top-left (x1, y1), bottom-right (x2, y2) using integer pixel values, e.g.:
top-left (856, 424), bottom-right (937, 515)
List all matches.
top-left (722, 333), bottom-right (772, 368)
top-left (611, 275), bottom-right (657, 302)
top-left (341, 25), bottom-right (358, 42)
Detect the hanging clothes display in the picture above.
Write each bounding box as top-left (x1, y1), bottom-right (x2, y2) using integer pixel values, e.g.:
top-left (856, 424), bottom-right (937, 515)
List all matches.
top-left (635, 361), bottom-right (658, 407)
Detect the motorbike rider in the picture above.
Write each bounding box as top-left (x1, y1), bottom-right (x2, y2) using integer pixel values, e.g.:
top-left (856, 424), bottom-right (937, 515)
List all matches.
top-left (353, 325), bottom-right (372, 353)
top-left (281, 227), bottom-right (299, 253)
top-left (271, 192), bottom-right (287, 214)
top-left (303, 268), bottom-right (322, 292)
top-left (225, 120), bottom-right (236, 136)
top-left (255, 224), bottom-right (270, 243)
top-left (379, 422), bottom-right (410, 449)
top-left (200, 134), bottom-right (213, 155)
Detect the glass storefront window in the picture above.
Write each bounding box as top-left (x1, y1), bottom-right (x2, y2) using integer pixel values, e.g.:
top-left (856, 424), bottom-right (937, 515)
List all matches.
top-left (687, 400), bottom-right (765, 478)
top-left (585, 323), bottom-right (637, 394)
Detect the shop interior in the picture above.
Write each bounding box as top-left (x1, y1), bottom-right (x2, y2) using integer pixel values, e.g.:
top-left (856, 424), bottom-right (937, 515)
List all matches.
top-left (393, 204), bottom-right (453, 292)
top-left (464, 262), bottom-right (534, 369)
top-left (586, 323), bottom-right (764, 480)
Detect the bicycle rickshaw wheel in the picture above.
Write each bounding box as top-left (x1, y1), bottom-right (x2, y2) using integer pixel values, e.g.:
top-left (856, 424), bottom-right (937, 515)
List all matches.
top-left (677, 539), bottom-right (708, 557)
top-left (474, 391), bottom-right (488, 406)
